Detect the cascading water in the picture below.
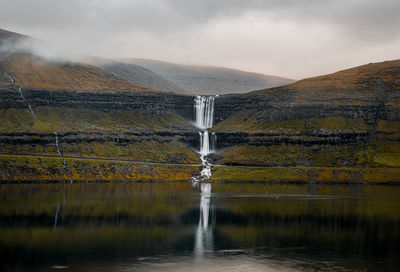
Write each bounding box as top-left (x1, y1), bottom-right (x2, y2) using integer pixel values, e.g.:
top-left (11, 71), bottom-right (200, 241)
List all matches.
top-left (54, 132), bottom-right (62, 158)
top-left (18, 87), bottom-right (37, 119)
top-left (4, 72), bottom-right (37, 119)
top-left (193, 96), bottom-right (216, 180)
top-left (54, 132), bottom-right (73, 183)
top-left (4, 72), bottom-right (14, 84)
top-left (195, 96), bottom-right (215, 129)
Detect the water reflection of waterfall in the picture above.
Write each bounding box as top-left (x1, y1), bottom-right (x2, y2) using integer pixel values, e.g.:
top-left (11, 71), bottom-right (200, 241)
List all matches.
top-left (194, 183), bottom-right (213, 258)
top-left (193, 96), bottom-right (217, 180)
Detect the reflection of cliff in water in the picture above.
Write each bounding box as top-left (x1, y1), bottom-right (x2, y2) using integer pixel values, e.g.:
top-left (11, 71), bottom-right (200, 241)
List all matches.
top-left (1, 183), bottom-right (400, 271)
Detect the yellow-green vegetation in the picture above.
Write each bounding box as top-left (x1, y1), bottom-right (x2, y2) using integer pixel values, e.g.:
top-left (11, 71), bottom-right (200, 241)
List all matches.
top-left (0, 141), bottom-right (200, 164)
top-left (214, 140), bottom-right (400, 169)
top-left (0, 106), bottom-right (195, 132)
top-left (217, 144), bottom-right (358, 167)
top-left (211, 165), bottom-right (400, 183)
top-left (211, 166), bottom-right (308, 182)
top-left (357, 140), bottom-right (400, 168)
top-left (376, 120), bottom-right (400, 140)
top-left (213, 111), bottom-right (367, 134)
top-left (377, 120), bottom-right (400, 133)
top-left (0, 155), bottom-right (199, 182)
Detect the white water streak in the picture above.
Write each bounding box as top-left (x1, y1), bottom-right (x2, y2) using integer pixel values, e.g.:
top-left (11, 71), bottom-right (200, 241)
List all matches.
top-left (54, 132), bottom-right (62, 157)
top-left (54, 132), bottom-right (73, 183)
top-left (18, 87), bottom-right (37, 119)
top-left (4, 72), bottom-right (14, 83)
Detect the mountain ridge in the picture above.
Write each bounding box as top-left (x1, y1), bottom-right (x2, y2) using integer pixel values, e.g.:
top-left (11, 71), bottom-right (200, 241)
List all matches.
top-left (121, 58), bottom-right (295, 95)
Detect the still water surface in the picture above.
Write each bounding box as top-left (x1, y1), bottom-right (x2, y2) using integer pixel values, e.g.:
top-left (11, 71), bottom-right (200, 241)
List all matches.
top-left (0, 182), bottom-right (399, 271)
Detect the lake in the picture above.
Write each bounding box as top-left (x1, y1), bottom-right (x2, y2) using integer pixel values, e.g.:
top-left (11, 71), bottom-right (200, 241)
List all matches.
top-left (1, 182), bottom-right (399, 271)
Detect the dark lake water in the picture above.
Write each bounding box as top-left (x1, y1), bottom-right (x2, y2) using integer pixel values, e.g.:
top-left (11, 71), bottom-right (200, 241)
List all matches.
top-left (1, 182), bottom-right (399, 272)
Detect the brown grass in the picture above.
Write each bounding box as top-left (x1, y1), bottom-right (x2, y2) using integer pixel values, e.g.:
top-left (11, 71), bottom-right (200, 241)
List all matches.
top-left (1, 53), bottom-right (154, 92)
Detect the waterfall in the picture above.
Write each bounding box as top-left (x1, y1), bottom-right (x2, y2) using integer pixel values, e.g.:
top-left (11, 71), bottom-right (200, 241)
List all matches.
top-left (4, 72), bottom-right (14, 83)
top-left (193, 96), bottom-right (216, 181)
top-left (54, 132), bottom-right (73, 183)
top-left (4, 73), bottom-right (37, 118)
top-left (194, 183), bottom-right (213, 257)
top-left (54, 132), bottom-right (62, 157)
top-left (18, 87), bottom-right (37, 119)
top-left (195, 96), bottom-right (215, 129)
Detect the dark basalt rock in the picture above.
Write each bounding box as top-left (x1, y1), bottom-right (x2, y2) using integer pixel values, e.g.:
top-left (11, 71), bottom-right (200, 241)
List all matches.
top-left (214, 132), bottom-right (368, 149)
top-left (0, 131), bottom-right (199, 147)
top-left (213, 92), bottom-right (399, 126)
top-left (0, 88), bottom-right (196, 120)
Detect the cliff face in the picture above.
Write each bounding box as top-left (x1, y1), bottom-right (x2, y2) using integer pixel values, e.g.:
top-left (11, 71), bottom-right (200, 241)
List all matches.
top-left (209, 60), bottom-right (400, 183)
top-left (0, 51), bottom-right (204, 182)
top-left (0, 87), bottom-right (201, 182)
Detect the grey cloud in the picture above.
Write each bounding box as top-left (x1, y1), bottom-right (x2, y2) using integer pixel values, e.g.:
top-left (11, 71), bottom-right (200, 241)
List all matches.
top-left (1, 0), bottom-right (399, 41)
top-left (0, 0), bottom-right (399, 78)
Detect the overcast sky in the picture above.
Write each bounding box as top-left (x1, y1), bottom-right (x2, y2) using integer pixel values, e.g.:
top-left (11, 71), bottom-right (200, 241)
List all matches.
top-left (1, 0), bottom-right (400, 79)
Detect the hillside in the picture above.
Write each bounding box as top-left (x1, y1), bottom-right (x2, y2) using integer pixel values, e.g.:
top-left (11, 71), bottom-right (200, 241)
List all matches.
top-left (123, 58), bottom-right (295, 95)
top-left (0, 53), bottom-right (151, 92)
top-left (0, 28), bottom-right (28, 43)
top-left (0, 28), bottom-right (157, 93)
top-left (208, 59), bottom-right (400, 182)
top-left (0, 28), bottom-right (201, 182)
top-left (96, 61), bottom-right (187, 93)
top-left (254, 59), bottom-right (400, 106)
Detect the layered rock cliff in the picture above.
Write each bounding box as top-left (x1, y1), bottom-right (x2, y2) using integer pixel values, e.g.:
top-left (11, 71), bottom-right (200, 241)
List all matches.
top-left (208, 60), bottom-right (400, 183)
top-left (0, 51), bottom-right (202, 182)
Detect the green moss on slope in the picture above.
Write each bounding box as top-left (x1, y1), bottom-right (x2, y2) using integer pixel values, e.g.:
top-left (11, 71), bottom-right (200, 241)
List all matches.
top-left (0, 106), bottom-right (195, 133)
top-left (0, 155), bottom-right (199, 182)
top-left (213, 110), bottom-right (367, 134)
top-left (211, 165), bottom-right (400, 183)
top-left (0, 141), bottom-right (200, 164)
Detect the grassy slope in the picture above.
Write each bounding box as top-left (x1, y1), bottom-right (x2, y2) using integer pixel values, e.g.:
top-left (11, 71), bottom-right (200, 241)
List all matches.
top-left (255, 59), bottom-right (400, 105)
top-left (0, 53), bottom-right (151, 92)
top-left (210, 60), bottom-right (400, 182)
top-left (0, 106), bottom-right (195, 133)
top-left (0, 155), bottom-right (199, 182)
top-left (0, 105), bottom-right (201, 181)
top-left (213, 114), bottom-right (369, 134)
top-left (211, 165), bottom-right (400, 183)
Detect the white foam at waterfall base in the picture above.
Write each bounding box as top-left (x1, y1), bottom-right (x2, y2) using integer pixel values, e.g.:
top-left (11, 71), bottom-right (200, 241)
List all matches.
top-left (200, 156), bottom-right (212, 179)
